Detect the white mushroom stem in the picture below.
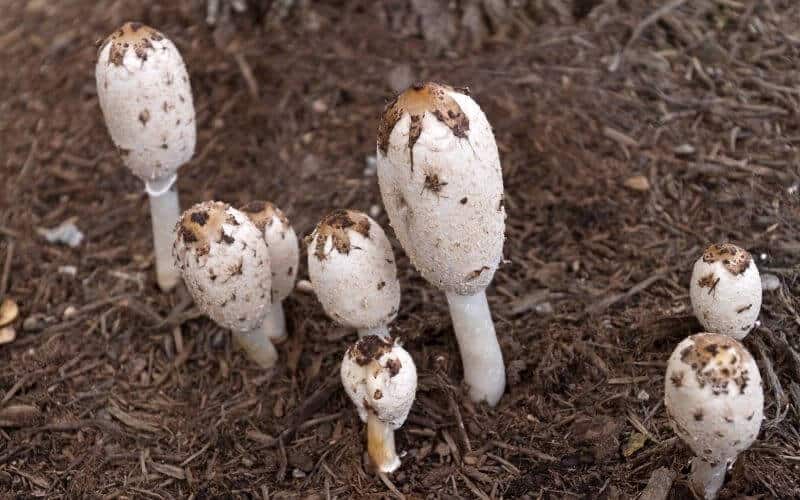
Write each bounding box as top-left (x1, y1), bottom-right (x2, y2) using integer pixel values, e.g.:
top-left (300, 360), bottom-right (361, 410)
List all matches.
top-left (690, 457), bottom-right (728, 500)
top-left (445, 291), bottom-right (505, 406)
top-left (358, 324), bottom-right (390, 338)
top-left (146, 175), bottom-right (180, 292)
top-left (367, 412), bottom-right (401, 474)
top-left (233, 328), bottom-right (278, 369)
top-left (260, 301), bottom-right (287, 340)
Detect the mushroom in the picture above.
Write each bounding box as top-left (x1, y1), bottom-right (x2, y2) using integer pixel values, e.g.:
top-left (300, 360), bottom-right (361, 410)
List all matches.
top-left (96, 22), bottom-right (196, 292)
top-left (240, 201), bottom-right (299, 341)
top-left (376, 82), bottom-right (506, 406)
top-left (664, 333), bottom-right (763, 499)
top-left (341, 335), bottom-right (417, 473)
top-left (690, 243), bottom-right (761, 339)
top-left (307, 210), bottom-right (400, 338)
top-left (172, 201), bottom-right (277, 368)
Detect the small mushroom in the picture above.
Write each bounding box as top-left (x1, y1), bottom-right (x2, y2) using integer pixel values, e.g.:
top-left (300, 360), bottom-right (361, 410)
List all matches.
top-left (341, 335), bottom-right (417, 473)
top-left (664, 333), bottom-right (763, 499)
top-left (172, 201), bottom-right (277, 368)
top-left (307, 210), bottom-right (400, 338)
top-left (376, 82), bottom-right (506, 406)
top-left (240, 201), bottom-right (299, 342)
top-left (690, 243), bottom-right (761, 339)
top-left (96, 22), bottom-right (196, 292)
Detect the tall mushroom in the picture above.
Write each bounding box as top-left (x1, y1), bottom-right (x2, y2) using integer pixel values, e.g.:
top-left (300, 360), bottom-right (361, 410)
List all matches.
top-left (341, 335), bottom-right (417, 473)
top-left (690, 243), bottom-right (761, 339)
top-left (240, 201), bottom-right (299, 341)
top-left (173, 201), bottom-right (277, 368)
top-left (96, 22), bottom-right (196, 291)
top-left (665, 333), bottom-right (763, 499)
top-left (376, 82), bottom-right (506, 406)
top-left (307, 210), bottom-right (401, 338)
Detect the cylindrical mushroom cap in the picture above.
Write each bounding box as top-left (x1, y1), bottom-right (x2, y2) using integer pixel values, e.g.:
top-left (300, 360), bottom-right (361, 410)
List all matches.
top-left (376, 82), bottom-right (506, 296)
top-left (307, 210), bottom-right (400, 330)
top-left (173, 201), bottom-right (271, 332)
top-left (96, 22), bottom-right (196, 183)
top-left (340, 336), bottom-right (417, 429)
top-left (690, 243), bottom-right (762, 339)
top-left (665, 333), bottom-right (763, 464)
top-left (240, 201), bottom-right (299, 303)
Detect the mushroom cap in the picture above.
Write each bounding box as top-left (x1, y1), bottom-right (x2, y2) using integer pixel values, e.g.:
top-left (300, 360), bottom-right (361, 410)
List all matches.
top-left (95, 22), bottom-right (196, 183)
top-left (307, 210), bottom-right (400, 329)
top-left (240, 201), bottom-right (299, 303)
top-left (340, 336), bottom-right (417, 429)
top-left (690, 243), bottom-right (762, 339)
top-left (376, 82), bottom-right (506, 296)
top-left (664, 333), bottom-right (763, 464)
top-left (173, 201), bottom-right (271, 332)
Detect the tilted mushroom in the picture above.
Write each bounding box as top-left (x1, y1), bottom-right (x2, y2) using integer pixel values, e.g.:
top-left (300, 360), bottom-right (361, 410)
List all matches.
top-left (96, 22), bottom-right (196, 291)
top-left (690, 243), bottom-right (761, 339)
top-left (173, 201), bottom-right (277, 368)
top-left (240, 201), bottom-right (299, 341)
top-left (341, 335), bottom-right (417, 473)
top-left (307, 210), bottom-right (401, 338)
top-left (665, 333), bottom-right (763, 499)
top-left (376, 82), bottom-right (506, 406)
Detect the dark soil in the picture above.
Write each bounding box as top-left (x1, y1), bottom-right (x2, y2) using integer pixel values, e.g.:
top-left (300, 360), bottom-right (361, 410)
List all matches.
top-left (2, 0), bottom-right (800, 497)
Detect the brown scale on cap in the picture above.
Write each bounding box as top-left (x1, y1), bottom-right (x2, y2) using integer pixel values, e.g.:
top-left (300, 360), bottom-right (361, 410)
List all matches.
top-left (239, 201), bottom-right (290, 232)
top-left (348, 335), bottom-right (395, 366)
top-left (176, 201), bottom-right (231, 256)
top-left (311, 209), bottom-right (371, 261)
top-left (702, 243), bottom-right (751, 275)
top-left (697, 273), bottom-right (720, 294)
top-left (377, 82), bottom-right (470, 167)
top-left (679, 334), bottom-right (752, 395)
top-left (100, 22), bottom-right (165, 66)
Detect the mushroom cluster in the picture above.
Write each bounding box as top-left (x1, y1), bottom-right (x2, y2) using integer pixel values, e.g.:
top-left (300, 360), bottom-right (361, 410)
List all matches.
top-left (665, 333), bottom-right (763, 499)
top-left (96, 22), bottom-right (196, 292)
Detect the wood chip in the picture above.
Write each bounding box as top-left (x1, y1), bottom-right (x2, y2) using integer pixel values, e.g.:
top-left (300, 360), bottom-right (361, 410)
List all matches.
top-left (624, 175), bottom-right (651, 191)
top-left (0, 298), bottom-right (18, 327)
top-left (639, 467), bottom-right (677, 500)
top-left (0, 326), bottom-right (16, 345)
top-left (107, 404), bottom-right (158, 433)
top-left (0, 404), bottom-right (40, 427)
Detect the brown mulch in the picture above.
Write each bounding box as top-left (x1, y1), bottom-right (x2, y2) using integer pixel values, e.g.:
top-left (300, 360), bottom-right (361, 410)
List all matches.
top-left (1, 0), bottom-right (800, 497)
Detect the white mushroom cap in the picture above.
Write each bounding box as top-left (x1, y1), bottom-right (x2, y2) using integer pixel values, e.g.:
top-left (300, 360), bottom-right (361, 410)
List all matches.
top-left (340, 336), bottom-right (417, 429)
top-left (690, 243), bottom-right (762, 339)
top-left (307, 210), bottom-right (400, 330)
top-left (240, 201), bottom-right (299, 303)
top-left (376, 82), bottom-right (506, 296)
top-left (173, 201), bottom-right (272, 332)
top-left (96, 22), bottom-right (196, 184)
top-left (665, 333), bottom-right (763, 465)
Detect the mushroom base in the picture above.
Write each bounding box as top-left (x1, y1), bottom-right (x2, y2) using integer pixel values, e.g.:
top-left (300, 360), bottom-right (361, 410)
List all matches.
top-left (233, 327), bottom-right (278, 369)
top-left (358, 324), bottom-right (390, 339)
top-left (261, 301), bottom-right (287, 341)
top-left (690, 457), bottom-right (728, 500)
top-left (446, 291), bottom-right (506, 407)
top-left (148, 183), bottom-right (181, 292)
top-left (367, 413), bottom-right (401, 474)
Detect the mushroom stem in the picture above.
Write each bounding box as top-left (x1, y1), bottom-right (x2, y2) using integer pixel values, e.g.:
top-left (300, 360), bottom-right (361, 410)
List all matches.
top-left (690, 457), bottom-right (728, 500)
top-left (260, 301), bottom-right (287, 340)
top-left (367, 412), bottom-right (400, 473)
top-left (358, 324), bottom-right (390, 338)
top-left (146, 176), bottom-right (181, 292)
top-left (232, 328), bottom-right (278, 369)
top-left (445, 291), bottom-right (505, 406)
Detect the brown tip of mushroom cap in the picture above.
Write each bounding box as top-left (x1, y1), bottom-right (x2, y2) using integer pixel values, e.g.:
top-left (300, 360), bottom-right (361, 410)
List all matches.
top-left (702, 243), bottom-right (751, 275)
top-left (347, 335), bottom-right (395, 366)
top-left (239, 201), bottom-right (289, 232)
top-left (310, 209), bottom-right (371, 261)
top-left (678, 333), bottom-right (752, 395)
top-left (377, 82), bottom-right (470, 157)
top-left (176, 201), bottom-right (237, 256)
top-left (100, 22), bottom-right (165, 66)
